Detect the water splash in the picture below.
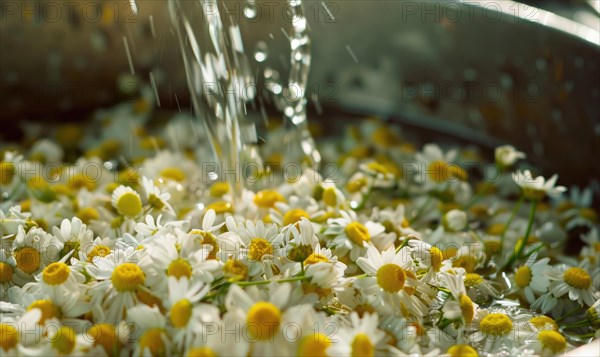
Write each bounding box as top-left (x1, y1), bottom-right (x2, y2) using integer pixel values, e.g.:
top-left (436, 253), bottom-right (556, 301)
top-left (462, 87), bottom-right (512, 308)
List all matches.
top-left (167, 0), bottom-right (262, 202)
top-left (167, 0), bottom-right (320, 200)
top-left (281, 0), bottom-right (321, 166)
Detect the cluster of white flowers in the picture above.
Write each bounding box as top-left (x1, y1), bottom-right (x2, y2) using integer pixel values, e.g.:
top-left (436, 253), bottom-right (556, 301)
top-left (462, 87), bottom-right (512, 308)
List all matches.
top-left (0, 95), bottom-right (598, 356)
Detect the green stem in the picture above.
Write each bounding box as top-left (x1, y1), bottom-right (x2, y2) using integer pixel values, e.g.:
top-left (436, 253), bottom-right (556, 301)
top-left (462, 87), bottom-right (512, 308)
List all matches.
top-left (499, 195), bottom-right (524, 256)
top-left (557, 305), bottom-right (584, 323)
top-left (500, 200), bottom-right (536, 272)
top-left (561, 321), bottom-right (591, 329)
top-left (395, 235), bottom-right (416, 253)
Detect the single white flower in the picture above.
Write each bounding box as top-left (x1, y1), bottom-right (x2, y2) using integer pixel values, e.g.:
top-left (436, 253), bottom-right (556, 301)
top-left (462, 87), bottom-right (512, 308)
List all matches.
top-left (495, 145), bottom-right (525, 169)
top-left (512, 170), bottom-right (567, 200)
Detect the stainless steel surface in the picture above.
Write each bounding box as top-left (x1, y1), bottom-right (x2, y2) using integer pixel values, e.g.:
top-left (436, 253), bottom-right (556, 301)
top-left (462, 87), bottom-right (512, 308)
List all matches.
top-left (1, 0), bottom-right (599, 185)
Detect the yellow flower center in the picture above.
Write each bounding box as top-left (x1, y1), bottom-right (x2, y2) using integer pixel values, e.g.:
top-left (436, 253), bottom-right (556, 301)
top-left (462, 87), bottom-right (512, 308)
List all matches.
top-left (51, 326), bottom-right (76, 355)
top-left (322, 187), bottom-right (338, 207)
top-left (0, 162), bottom-right (16, 185)
top-left (515, 266), bottom-right (532, 288)
top-left (210, 182), bottom-right (230, 197)
top-left (223, 260), bottom-right (248, 281)
top-left (283, 209), bottom-right (309, 226)
top-left (428, 160), bottom-right (467, 183)
top-left (111, 263), bottom-right (145, 292)
top-left (27, 299), bottom-right (60, 324)
top-left (580, 208), bottom-right (598, 222)
top-left (139, 328), bottom-right (166, 356)
top-left (430, 247), bottom-right (443, 272)
top-left (538, 330), bottom-right (566, 353)
top-left (254, 190), bottom-right (285, 208)
top-left (248, 238), bottom-right (273, 261)
top-left (68, 173), bottom-right (97, 191)
top-left (0, 262), bottom-right (14, 283)
top-left (459, 294), bottom-right (475, 323)
top-left (347, 177), bottom-right (369, 193)
top-left (117, 167), bottom-right (139, 185)
top-left (297, 333), bottom-right (331, 357)
top-left (366, 161), bottom-right (390, 175)
top-left (167, 259), bottom-right (193, 279)
top-left (116, 192), bottom-right (142, 217)
top-left (170, 299), bottom-right (193, 328)
top-left (205, 201), bottom-right (233, 214)
top-left (14, 247), bottom-right (41, 274)
top-left (88, 324), bottom-right (118, 355)
top-left (159, 167), bottom-right (186, 182)
top-left (189, 229), bottom-right (219, 259)
top-left (345, 222), bottom-right (371, 246)
top-left (464, 273), bottom-right (483, 287)
top-left (480, 313), bottom-right (513, 336)
top-left (187, 347), bottom-right (217, 357)
top-left (529, 316), bottom-right (558, 330)
top-left (43, 262), bottom-right (70, 285)
top-left (246, 302), bottom-right (282, 340)
top-left (447, 344), bottom-right (478, 357)
top-left (351, 333), bottom-right (374, 357)
top-left (452, 256), bottom-right (476, 273)
top-left (76, 207), bottom-right (100, 224)
top-left (304, 253), bottom-right (329, 265)
top-left (87, 245), bottom-right (111, 262)
top-left (0, 324), bottom-right (18, 352)
top-left (376, 264), bottom-right (406, 293)
top-left (563, 267), bottom-right (591, 289)
top-left (487, 223), bottom-right (506, 236)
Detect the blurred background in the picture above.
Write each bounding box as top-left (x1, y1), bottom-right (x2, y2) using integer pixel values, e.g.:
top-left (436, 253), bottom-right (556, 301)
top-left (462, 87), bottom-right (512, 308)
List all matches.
top-left (1, 0), bottom-right (599, 188)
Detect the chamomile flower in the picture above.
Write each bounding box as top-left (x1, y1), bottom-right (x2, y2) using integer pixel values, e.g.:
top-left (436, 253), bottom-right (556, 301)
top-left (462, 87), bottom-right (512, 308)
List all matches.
top-left (415, 144), bottom-right (467, 188)
top-left (326, 210), bottom-right (387, 263)
top-left (134, 214), bottom-right (188, 238)
top-left (86, 246), bottom-right (152, 323)
top-left (11, 226), bottom-right (62, 284)
top-left (140, 176), bottom-right (175, 215)
top-left (32, 324), bottom-right (94, 356)
top-left (86, 322), bottom-right (129, 356)
top-left (525, 329), bottom-right (568, 356)
top-left (111, 185), bottom-right (143, 218)
top-left (356, 244), bottom-right (430, 317)
top-left (545, 264), bottom-right (596, 307)
top-left (127, 305), bottom-right (172, 357)
top-left (284, 218), bottom-right (320, 264)
top-left (495, 145), bottom-right (526, 170)
top-left (472, 311), bottom-right (515, 351)
top-left (224, 283), bottom-right (295, 356)
top-left (326, 312), bottom-right (387, 356)
top-left (439, 270), bottom-right (478, 325)
top-left (224, 217), bottom-right (285, 278)
top-left (510, 254), bottom-right (554, 305)
top-left (52, 217), bottom-right (94, 258)
top-left (512, 170), bottom-right (567, 201)
top-left (164, 276), bottom-right (210, 349)
top-left (0, 249), bottom-right (17, 297)
top-left (269, 195), bottom-right (322, 230)
top-left (0, 308), bottom-right (42, 352)
top-left (26, 253), bottom-right (86, 303)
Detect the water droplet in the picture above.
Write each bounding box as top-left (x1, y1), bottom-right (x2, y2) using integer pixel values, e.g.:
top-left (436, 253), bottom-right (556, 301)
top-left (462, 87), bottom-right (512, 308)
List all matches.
top-left (253, 41), bottom-right (268, 63)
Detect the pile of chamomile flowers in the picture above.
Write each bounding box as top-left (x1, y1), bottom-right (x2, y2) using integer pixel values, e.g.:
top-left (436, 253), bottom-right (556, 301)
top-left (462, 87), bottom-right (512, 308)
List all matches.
top-left (1, 90), bottom-right (599, 356)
